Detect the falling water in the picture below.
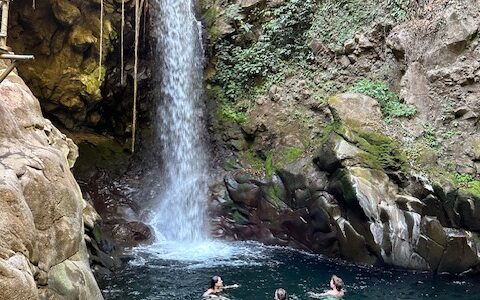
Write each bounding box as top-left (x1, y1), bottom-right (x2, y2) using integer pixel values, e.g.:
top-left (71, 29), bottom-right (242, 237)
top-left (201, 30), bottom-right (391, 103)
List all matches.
top-left (150, 0), bottom-right (209, 241)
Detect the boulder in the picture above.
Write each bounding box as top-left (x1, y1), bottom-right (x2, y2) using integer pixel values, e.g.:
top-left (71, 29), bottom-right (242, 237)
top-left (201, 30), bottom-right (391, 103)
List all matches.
top-left (225, 174), bottom-right (262, 207)
top-left (327, 93), bottom-right (384, 132)
top-left (110, 221), bottom-right (154, 247)
top-left (437, 229), bottom-right (479, 274)
top-left (456, 190), bottom-right (480, 231)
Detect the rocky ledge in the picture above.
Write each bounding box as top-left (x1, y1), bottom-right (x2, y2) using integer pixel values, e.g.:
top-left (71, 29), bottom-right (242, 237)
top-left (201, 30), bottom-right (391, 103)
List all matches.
top-left (213, 93), bottom-right (480, 275)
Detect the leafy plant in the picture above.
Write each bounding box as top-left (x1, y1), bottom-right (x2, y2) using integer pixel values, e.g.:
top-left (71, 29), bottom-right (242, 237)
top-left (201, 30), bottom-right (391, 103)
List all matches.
top-left (422, 123), bottom-right (438, 148)
top-left (452, 173), bottom-right (480, 197)
top-left (218, 102), bottom-right (247, 124)
top-left (213, 0), bottom-right (315, 101)
top-left (350, 80), bottom-right (417, 121)
top-left (308, 0), bottom-right (413, 50)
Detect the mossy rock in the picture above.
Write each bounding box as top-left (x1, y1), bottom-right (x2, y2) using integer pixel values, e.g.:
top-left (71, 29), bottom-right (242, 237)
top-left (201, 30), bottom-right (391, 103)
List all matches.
top-left (315, 121), bottom-right (408, 173)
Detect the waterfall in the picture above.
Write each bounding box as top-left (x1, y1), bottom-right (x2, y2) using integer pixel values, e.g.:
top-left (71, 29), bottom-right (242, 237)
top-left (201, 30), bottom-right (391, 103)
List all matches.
top-left (150, 0), bottom-right (209, 242)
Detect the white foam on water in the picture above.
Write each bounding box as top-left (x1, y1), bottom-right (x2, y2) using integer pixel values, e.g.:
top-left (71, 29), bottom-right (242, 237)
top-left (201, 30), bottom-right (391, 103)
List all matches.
top-left (129, 240), bottom-right (275, 269)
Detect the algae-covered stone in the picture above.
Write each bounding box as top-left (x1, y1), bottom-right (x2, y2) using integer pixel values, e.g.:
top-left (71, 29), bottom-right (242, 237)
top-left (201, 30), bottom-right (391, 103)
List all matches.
top-left (80, 66), bottom-right (106, 102)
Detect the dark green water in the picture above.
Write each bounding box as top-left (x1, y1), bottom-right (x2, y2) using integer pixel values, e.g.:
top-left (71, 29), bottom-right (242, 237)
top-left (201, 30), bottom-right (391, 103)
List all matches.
top-left (99, 241), bottom-right (478, 300)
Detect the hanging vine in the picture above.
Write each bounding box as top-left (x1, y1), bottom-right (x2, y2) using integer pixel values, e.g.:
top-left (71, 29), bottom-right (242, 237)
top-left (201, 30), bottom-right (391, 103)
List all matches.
top-left (121, 0), bottom-right (125, 85)
top-left (131, 0), bottom-right (147, 153)
top-left (99, 0), bottom-right (104, 81)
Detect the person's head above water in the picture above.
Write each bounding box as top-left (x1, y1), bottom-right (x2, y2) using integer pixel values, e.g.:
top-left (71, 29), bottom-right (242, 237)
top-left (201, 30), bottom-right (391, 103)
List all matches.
top-left (330, 275), bottom-right (344, 291)
top-left (210, 276), bottom-right (224, 290)
top-left (274, 288), bottom-right (288, 300)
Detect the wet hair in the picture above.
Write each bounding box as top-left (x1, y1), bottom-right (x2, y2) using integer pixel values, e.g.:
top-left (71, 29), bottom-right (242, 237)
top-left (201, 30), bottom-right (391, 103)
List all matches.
top-left (274, 288), bottom-right (288, 300)
top-left (210, 276), bottom-right (221, 289)
top-left (331, 275), bottom-right (344, 291)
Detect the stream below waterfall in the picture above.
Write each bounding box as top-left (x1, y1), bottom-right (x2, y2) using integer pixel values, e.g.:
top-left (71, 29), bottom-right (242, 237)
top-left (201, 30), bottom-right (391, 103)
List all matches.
top-left (99, 241), bottom-right (478, 300)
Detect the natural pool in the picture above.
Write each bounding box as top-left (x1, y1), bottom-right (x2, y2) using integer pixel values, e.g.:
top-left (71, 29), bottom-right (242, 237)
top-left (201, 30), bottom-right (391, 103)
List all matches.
top-left (99, 241), bottom-right (478, 300)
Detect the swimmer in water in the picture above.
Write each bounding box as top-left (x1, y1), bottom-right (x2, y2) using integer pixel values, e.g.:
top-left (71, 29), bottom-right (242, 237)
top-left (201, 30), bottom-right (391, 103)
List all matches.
top-left (308, 275), bottom-right (345, 298)
top-left (202, 276), bottom-right (239, 298)
top-left (274, 288), bottom-right (288, 300)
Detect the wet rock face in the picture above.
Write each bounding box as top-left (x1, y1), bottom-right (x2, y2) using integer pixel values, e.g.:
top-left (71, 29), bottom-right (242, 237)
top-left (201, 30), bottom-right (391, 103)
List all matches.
top-left (9, 0), bottom-right (145, 136)
top-left (0, 73), bottom-right (103, 298)
top-left (213, 91), bottom-right (480, 275)
top-left (388, 0), bottom-right (480, 174)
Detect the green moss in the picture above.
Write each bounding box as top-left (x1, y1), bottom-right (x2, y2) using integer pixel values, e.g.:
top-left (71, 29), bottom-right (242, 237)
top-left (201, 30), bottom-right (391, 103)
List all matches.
top-left (79, 66), bottom-right (106, 101)
top-left (314, 122), bottom-right (337, 147)
top-left (264, 184), bottom-right (286, 208)
top-left (284, 147), bottom-right (303, 163)
top-left (200, 1), bottom-right (221, 45)
top-left (451, 173), bottom-right (480, 198)
top-left (466, 181), bottom-right (480, 198)
top-left (354, 130), bottom-right (408, 172)
top-left (231, 210), bottom-right (250, 224)
top-left (323, 119), bottom-right (408, 172)
top-left (244, 149), bottom-right (264, 169)
top-left (265, 152), bottom-right (274, 178)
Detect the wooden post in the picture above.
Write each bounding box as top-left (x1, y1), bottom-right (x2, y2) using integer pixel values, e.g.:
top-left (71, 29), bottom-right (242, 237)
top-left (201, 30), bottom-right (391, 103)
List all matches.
top-left (0, 0), bottom-right (10, 50)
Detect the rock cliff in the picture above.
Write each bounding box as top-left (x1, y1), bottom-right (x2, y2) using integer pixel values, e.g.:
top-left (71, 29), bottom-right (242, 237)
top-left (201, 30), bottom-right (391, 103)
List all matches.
top-left (0, 69), bottom-right (103, 298)
top-left (9, 0), bottom-right (149, 137)
top-left (203, 0), bottom-right (480, 274)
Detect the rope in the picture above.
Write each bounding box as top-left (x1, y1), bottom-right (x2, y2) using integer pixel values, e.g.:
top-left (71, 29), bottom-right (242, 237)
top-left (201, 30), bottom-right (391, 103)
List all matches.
top-left (99, 0), bottom-right (104, 81)
top-left (121, 0), bottom-right (125, 85)
top-left (132, 0), bottom-right (140, 153)
top-left (131, 0), bottom-right (147, 153)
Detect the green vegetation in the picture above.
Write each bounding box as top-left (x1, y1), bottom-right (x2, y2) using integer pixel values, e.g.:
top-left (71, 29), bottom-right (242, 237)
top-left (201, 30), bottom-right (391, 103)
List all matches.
top-left (244, 149), bottom-right (264, 169)
top-left (443, 172), bottom-right (480, 198)
top-left (213, 0), bottom-right (315, 101)
top-left (442, 129), bottom-right (460, 139)
top-left (265, 152), bottom-right (274, 178)
top-left (243, 146), bottom-right (304, 177)
top-left (422, 123), bottom-right (438, 148)
top-left (350, 80), bottom-right (417, 121)
top-left (284, 147), bottom-right (304, 164)
top-left (79, 66), bottom-right (106, 100)
top-left (200, 1), bottom-right (221, 44)
top-left (354, 130), bottom-right (409, 172)
top-left (218, 102), bottom-right (247, 124)
top-left (308, 0), bottom-right (413, 50)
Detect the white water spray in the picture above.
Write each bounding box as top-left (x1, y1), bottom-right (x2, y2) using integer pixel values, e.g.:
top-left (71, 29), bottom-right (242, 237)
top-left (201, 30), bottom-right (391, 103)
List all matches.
top-left (150, 0), bottom-right (209, 242)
